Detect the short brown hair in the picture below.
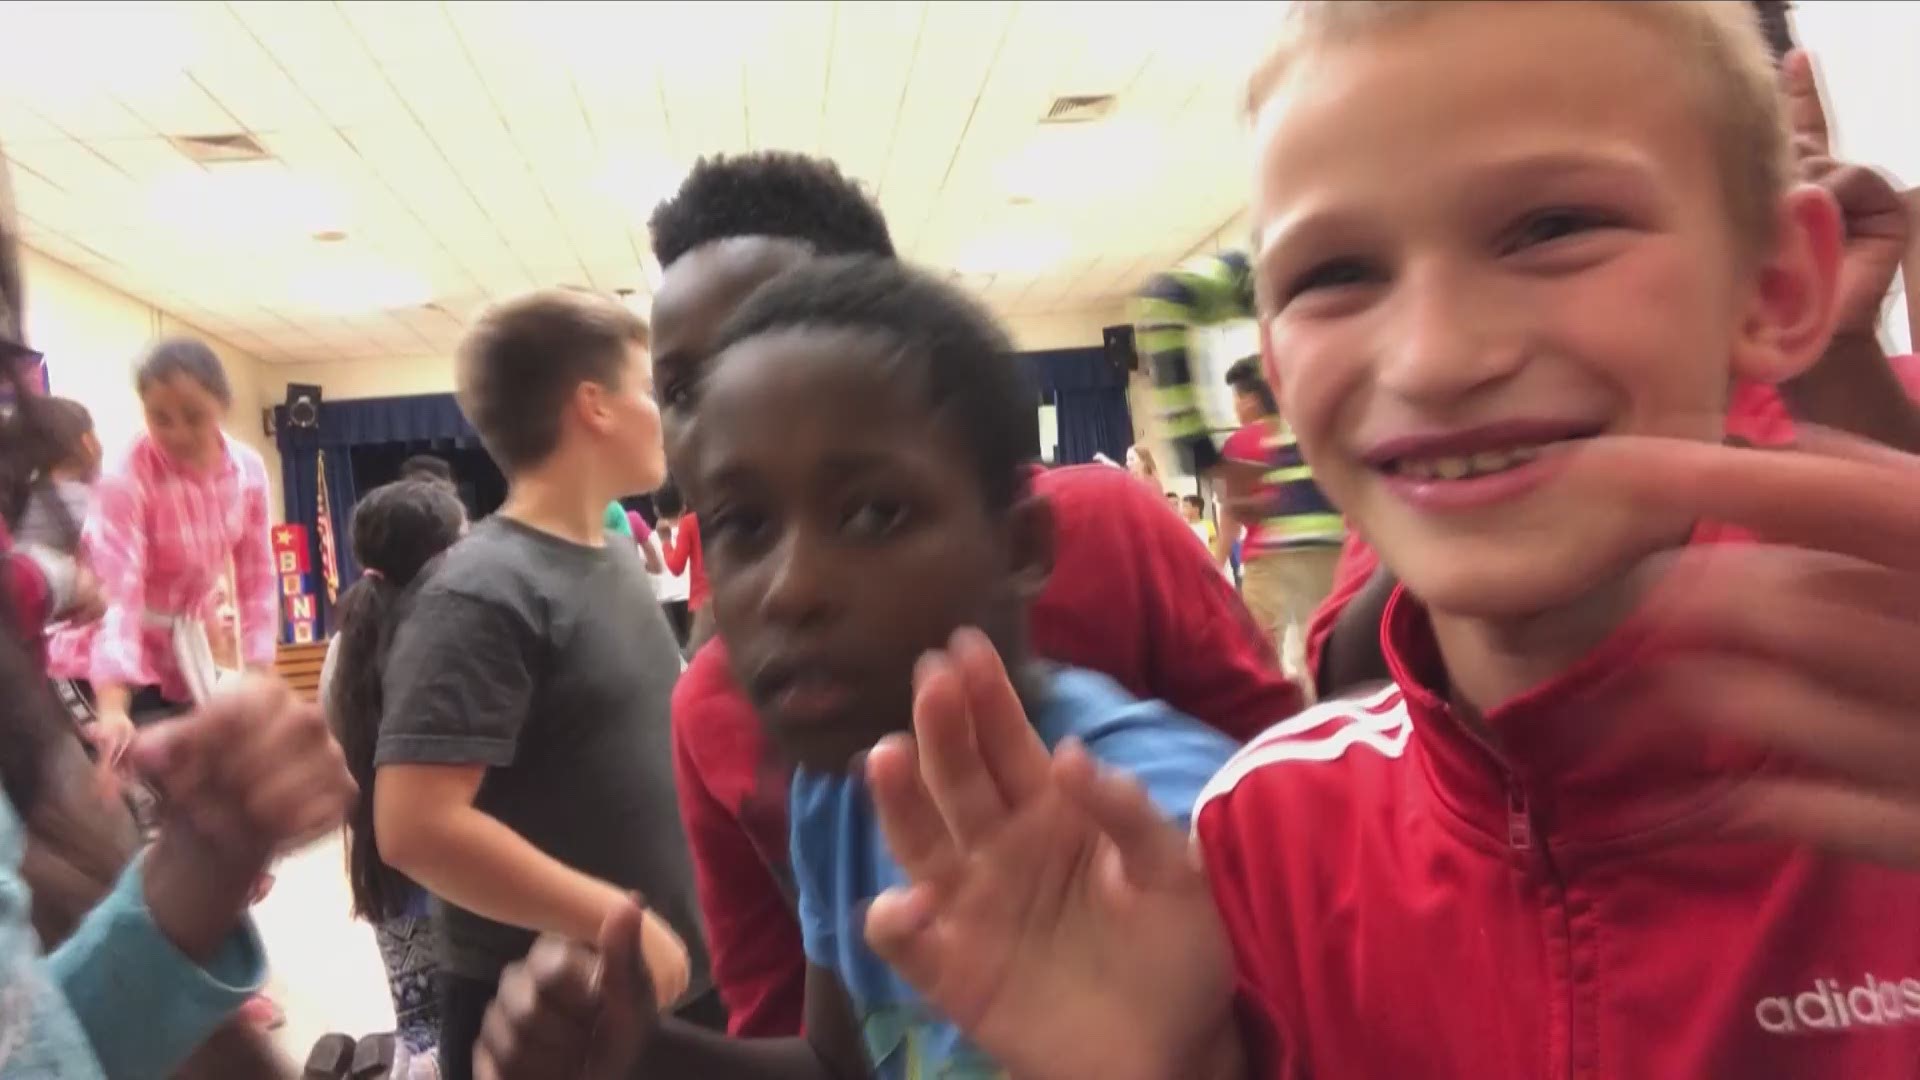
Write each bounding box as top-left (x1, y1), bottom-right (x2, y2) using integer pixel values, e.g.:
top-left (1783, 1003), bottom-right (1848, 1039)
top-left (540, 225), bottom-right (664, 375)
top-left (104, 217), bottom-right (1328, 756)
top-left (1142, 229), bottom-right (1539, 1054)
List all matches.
top-left (1246, 1), bottom-right (1789, 258)
top-left (455, 289), bottom-right (650, 472)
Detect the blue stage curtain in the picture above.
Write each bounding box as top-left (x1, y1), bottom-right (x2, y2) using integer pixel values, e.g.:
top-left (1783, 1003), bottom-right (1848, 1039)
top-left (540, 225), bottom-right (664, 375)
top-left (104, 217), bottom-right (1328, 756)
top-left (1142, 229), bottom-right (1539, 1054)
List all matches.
top-left (275, 393), bottom-right (476, 632)
top-left (1023, 348), bottom-right (1133, 466)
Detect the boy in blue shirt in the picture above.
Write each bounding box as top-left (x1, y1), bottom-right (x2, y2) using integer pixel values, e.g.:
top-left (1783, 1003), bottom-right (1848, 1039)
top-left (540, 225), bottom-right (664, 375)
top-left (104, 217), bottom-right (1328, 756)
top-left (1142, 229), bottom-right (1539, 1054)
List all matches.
top-left (471, 257), bottom-right (1236, 1079)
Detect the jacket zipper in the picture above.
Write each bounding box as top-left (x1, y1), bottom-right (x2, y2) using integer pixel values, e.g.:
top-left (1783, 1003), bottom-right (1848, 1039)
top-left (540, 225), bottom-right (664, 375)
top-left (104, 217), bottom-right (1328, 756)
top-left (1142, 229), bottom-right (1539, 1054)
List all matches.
top-left (1504, 772), bottom-right (1583, 1079)
top-left (1507, 781), bottom-right (1532, 850)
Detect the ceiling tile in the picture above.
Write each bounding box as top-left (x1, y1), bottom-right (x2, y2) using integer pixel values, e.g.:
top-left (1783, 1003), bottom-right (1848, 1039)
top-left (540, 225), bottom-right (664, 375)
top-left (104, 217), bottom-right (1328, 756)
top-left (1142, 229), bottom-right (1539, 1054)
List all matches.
top-left (0, 0), bottom-right (1291, 361)
top-left (115, 73), bottom-right (235, 136)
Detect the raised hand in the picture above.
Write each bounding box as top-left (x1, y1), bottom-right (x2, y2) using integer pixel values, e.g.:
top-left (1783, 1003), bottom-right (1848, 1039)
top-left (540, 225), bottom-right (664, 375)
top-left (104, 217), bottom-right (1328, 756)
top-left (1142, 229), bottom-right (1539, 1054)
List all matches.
top-left (129, 677), bottom-right (352, 865)
top-left (129, 675), bottom-right (354, 960)
top-left (1575, 432), bottom-right (1920, 868)
top-left (1782, 49), bottom-right (1910, 340)
top-left (476, 897), bottom-right (661, 1080)
top-left (863, 630), bottom-right (1241, 1080)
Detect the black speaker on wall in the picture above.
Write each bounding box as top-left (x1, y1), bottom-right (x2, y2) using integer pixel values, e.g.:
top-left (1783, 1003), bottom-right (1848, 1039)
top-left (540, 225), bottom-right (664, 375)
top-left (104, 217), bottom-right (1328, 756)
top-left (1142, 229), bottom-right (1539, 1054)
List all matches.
top-left (285, 383), bottom-right (322, 430)
top-left (1102, 324), bottom-right (1138, 375)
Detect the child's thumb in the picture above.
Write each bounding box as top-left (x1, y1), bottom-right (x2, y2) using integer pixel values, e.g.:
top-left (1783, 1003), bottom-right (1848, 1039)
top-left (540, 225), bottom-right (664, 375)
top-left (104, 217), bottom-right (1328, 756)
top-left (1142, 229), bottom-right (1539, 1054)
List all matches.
top-left (585, 895), bottom-right (657, 1078)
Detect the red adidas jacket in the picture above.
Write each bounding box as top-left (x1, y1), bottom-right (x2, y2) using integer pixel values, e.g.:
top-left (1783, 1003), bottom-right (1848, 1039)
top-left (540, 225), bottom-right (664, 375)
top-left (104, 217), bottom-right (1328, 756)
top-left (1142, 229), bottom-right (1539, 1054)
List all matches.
top-left (673, 463), bottom-right (1302, 1036)
top-left (1200, 576), bottom-right (1920, 1078)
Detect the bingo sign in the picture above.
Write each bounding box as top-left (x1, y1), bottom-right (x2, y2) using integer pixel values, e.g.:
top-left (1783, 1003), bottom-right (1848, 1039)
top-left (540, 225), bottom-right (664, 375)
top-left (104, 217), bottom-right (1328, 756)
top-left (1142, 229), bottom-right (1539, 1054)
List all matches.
top-left (271, 524), bottom-right (318, 644)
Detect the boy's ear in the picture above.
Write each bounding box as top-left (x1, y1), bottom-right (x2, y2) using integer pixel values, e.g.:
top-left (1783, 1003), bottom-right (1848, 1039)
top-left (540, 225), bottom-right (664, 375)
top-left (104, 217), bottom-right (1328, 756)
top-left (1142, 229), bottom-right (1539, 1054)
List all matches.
top-left (1731, 184), bottom-right (1844, 385)
top-left (574, 378), bottom-right (613, 434)
top-left (1004, 490), bottom-right (1055, 603)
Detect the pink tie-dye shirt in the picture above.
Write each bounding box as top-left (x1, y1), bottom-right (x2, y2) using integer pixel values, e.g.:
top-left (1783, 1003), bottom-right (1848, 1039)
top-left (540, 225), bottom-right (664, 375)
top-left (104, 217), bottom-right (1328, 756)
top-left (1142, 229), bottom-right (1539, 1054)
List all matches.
top-left (48, 432), bottom-right (276, 703)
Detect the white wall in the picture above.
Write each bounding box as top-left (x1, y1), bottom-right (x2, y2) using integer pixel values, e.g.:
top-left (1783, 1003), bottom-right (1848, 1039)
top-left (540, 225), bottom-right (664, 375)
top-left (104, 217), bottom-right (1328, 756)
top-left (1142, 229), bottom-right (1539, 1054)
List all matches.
top-left (21, 248), bottom-right (285, 520)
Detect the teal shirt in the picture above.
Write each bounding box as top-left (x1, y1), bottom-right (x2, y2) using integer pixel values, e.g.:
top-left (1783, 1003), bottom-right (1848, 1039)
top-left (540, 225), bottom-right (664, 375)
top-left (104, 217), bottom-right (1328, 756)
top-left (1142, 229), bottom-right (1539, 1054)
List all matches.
top-left (604, 501), bottom-right (633, 538)
top-left (0, 797), bottom-right (266, 1079)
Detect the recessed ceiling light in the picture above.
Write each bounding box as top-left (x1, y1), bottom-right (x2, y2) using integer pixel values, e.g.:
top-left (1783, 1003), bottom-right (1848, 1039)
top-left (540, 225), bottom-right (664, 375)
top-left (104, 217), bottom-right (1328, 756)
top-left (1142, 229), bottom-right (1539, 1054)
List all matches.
top-left (311, 229), bottom-right (349, 244)
top-left (286, 257), bottom-right (433, 315)
top-left (148, 162), bottom-right (351, 246)
top-left (996, 119), bottom-right (1162, 205)
top-left (953, 227), bottom-right (1072, 275)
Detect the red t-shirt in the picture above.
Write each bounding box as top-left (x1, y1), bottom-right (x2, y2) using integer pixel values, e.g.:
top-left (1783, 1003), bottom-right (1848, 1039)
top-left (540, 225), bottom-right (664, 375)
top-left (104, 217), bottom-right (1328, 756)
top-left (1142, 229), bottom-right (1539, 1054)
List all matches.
top-left (1200, 570), bottom-right (1920, 1077)
top-left (671, 464), bottom-right (1301, 1036)
top-left (660, 513), bottom-right (708, 611)
top-left (1220, 422), bottom-right (1270, 552)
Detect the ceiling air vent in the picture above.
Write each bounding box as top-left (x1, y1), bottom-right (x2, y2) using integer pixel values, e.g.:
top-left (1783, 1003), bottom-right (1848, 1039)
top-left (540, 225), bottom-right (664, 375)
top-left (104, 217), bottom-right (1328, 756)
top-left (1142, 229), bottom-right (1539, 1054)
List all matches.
top-left (1041, 94), bottom-right (1117, 124)
top-left (168, 133), bottom-right (272, 165)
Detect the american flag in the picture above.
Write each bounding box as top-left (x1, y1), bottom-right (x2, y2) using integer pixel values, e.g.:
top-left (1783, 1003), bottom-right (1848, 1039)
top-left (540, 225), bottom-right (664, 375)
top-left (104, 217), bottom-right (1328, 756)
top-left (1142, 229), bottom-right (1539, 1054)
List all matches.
top-left (315, 449), bottom-right (340, 605)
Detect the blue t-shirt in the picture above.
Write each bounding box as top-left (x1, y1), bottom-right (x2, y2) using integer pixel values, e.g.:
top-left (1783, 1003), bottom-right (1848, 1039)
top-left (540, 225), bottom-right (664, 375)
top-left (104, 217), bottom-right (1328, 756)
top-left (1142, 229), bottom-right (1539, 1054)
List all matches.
top-left (790, 666), bottom-right (1237, 1079)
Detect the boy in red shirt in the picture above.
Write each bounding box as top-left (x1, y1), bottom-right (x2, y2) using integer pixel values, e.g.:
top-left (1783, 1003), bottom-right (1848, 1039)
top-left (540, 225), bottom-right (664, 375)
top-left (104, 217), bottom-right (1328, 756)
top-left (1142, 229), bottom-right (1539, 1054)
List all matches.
top-left (647, 153), bottom-right (1299, 1037)
top-left (852, 4), bottom-right (1920, 1079)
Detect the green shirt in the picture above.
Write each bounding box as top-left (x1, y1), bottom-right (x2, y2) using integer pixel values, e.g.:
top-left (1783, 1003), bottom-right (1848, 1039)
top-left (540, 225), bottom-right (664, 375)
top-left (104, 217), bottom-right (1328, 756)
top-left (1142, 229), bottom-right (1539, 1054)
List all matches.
top-left (1130, 250), bottom-right (1257, 476)
top-left (604, 501), bottom-right (633, 538)
top-left (1132, 251), bottom-right (1343, 549)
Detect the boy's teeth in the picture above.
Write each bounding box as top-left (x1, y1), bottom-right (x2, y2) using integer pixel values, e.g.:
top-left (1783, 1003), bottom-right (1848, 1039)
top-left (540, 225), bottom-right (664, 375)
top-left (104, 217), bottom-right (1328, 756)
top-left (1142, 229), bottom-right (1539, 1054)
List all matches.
top-left (1395, 444), bottom-right (1547, 480)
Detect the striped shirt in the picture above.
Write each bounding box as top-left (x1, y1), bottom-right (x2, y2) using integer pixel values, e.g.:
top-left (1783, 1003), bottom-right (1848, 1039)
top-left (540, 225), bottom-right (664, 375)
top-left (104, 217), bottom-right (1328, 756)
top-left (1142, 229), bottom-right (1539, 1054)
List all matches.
top-left (1133, 250), bottom-right (1343, 552)
top-left (1221, 420), bottom-right (1343, 553)
top-left (48, 432), bottom-right (276, 702)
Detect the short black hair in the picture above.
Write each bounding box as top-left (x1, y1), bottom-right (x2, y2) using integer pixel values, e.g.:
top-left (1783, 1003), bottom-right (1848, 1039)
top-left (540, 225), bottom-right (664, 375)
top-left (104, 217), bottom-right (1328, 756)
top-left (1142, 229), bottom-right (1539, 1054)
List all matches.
top-left (399, 454), bottom-right (453, 486)
top-left (649, 152), bottom-right (895, 269)
top-left (653, 477), bottom-right (685, 518)
top-left (136, 337), bottom-right (231, 407)
top-left (1224, 356), bottom-right (1277, 415)
top-left (711, 256), bottom-right (1037, 509)
top-left (457, 289), bottom-right (649, 473)
top-left (1183, 495), bottom-right (1205, 511)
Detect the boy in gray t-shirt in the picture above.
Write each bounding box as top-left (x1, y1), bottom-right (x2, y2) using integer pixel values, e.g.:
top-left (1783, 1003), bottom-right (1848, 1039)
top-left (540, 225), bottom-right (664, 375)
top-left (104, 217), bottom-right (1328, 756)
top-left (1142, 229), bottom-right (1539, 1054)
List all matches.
top-left (371, 290), bottom-right (715, 1080)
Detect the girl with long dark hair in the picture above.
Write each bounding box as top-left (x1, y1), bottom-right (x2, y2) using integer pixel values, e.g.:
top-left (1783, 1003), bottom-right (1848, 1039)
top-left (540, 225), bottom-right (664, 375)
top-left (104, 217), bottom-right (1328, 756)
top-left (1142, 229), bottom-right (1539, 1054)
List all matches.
top-left (325, 479), bottom-right (466, 1066)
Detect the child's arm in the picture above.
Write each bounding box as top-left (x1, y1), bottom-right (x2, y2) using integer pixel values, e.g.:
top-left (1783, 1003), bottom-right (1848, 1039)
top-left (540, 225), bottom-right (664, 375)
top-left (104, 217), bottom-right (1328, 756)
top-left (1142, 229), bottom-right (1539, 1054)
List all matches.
top-left (83, 467), bottom-right (153, 761)
top-left (228, 461), bottom-right (278, 674)
top-left (1774, 50), bottom-right (1920, 452)
top-left (660, 515), bottom-right (695, 576)
top-left (474, 897), bottom-right (867, 1080)
top-left (640, 534), bottom-right (666, 575)
top-left (373, 762), bottom-right (689, 1003)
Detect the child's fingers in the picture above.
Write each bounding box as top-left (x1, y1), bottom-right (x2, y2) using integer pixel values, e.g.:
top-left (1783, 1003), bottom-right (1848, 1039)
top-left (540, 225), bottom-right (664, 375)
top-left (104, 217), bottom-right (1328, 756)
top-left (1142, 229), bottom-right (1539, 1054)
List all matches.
top-left (912, 649), bottom-right (1010, 846)
top-left (1737, 778), bottom-right (1920, 872)
top-left (1780, 49), bottom-right (1829, 156)
top-left (949, 628), bottom-right (1052, 809)
top-left (1650, 657), bottom-right (1920, 798)
top-left (480, 938), bottom-right (599, 1075)
top-left (520, 933), bottom-right (605, 1023)
top-left (868, 734), bottom-right (963, 886)
top-left (864, 884), bottom-right (945, 991)
top-left (1647, 550), bottom-right (1920, 706)
top-left (1053, 741), bottom-right (1196, 893)
top-left (593, 898), bottom-right (658, 1024)
top-left (1567, 435), bottom-right (1920, 573)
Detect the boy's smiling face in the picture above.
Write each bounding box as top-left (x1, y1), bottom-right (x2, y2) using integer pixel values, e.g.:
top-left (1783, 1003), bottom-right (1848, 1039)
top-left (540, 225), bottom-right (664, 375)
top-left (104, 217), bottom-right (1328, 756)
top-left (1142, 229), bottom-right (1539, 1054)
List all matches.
top-left (690, 326), bottom-right (1045, 772)
top-left (1253, 2), bottom-right (1834, 624)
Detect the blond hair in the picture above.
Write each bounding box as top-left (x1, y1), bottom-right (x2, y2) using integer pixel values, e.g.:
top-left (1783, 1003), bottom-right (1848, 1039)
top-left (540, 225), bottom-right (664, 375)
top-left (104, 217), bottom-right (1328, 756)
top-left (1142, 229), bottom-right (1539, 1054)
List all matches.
top-left (1246, 1), bottom-right (1792, 253)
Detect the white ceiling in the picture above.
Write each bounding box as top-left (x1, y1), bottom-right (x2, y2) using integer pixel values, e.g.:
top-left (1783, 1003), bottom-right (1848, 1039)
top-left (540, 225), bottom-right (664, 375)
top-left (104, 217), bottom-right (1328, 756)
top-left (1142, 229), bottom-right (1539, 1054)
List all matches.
top-left (0, 1), bottom-right (1282, 364)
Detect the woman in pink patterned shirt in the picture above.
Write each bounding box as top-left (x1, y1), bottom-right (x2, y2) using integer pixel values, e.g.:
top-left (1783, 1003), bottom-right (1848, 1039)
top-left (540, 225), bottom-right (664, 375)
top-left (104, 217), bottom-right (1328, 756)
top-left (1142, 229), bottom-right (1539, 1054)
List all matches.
top-left (49, 338), bottom-right (276, 767)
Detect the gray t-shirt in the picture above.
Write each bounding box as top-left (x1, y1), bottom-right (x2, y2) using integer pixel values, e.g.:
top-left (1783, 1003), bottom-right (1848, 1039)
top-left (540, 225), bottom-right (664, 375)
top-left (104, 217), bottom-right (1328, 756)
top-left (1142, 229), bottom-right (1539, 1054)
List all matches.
top-left (374, 516), bottom-right (709, 988)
